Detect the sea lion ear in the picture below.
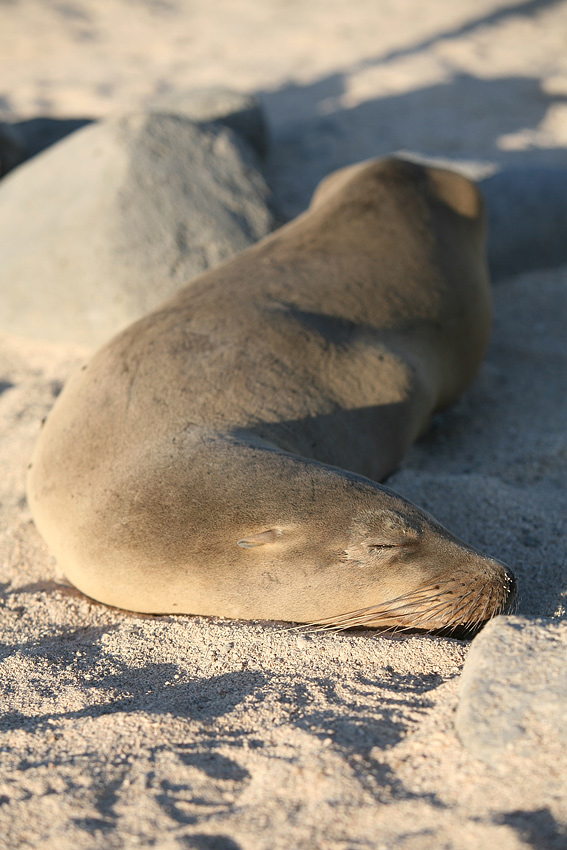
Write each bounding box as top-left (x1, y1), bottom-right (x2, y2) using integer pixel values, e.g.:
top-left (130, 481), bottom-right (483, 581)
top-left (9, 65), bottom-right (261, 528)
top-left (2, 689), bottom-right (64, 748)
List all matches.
top-left (237, 529), bottom-right (281, 548)
top-left (426, 167), bottom-right (483, 220)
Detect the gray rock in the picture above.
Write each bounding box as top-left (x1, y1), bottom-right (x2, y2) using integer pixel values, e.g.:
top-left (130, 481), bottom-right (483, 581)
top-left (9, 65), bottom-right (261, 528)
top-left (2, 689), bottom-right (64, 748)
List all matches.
top-left (0, 111), bottom-right (273, 347)
top-left (0, 89), bottom-right (267, 178)
top-left (147, 88), bottom-right (268, 156)
top-left (455, 615), bottom-right (567, 767)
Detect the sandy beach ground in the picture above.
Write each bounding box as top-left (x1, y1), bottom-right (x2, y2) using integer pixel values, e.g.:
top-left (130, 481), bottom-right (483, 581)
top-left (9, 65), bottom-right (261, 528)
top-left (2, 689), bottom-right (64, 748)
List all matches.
top-left (1, 2), bottom-right (566, 848)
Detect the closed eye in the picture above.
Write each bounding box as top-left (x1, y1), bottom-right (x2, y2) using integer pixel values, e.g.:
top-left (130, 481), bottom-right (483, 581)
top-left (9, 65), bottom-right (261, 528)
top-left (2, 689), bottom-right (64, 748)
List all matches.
top-left (368, 539), bottom-right (420, 550)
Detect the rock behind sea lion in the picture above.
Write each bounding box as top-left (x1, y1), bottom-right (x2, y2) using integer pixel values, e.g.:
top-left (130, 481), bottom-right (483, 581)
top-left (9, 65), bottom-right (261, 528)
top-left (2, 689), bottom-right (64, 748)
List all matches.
top-left (0, 100), bottom-right (273, 347)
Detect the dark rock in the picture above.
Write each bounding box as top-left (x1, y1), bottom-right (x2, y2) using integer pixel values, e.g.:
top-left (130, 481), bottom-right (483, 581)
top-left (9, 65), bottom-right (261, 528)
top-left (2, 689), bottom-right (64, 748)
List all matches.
top-left (0, 118), bottom-right (93, 176)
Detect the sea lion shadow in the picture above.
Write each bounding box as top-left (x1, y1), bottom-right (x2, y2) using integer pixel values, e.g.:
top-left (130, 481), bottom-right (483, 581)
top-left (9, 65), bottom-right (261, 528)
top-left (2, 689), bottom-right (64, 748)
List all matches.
top-left (493, 808), bottom-right (567, 850)
top-left (261, 62), bottom-right (567, 277)
top-left (263, 69), bottom-right (566, 184)
top-left (0, 624), bottom-right (268, 734)
top-left (147, 743), bottom-right (252, 830)
top-left (243, 400), bottom-right (415, 483)
top-left (71, 773), bottom-right (126, 835)
top-left (0, 622), bottom-right (121, 665)
top-left (69, 743), bottom-right (248, 839)
top-left (170, 746), bottom-right (251, 782)
top-left (4, 577), bottom-right (86, 602)
top-left (177, 837), bottom-right (242, 850)
top-left (285, 669), bottom-right (446, 804)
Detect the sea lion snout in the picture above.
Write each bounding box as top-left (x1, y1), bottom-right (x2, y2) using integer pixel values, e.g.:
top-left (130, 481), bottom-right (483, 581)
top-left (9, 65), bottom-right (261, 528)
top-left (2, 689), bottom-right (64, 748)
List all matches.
top-left (312, 543), bottom-right (516, 633)
top-left (307, 499), bottom-right (517, 633)
top-left (411, 528), bottom-right (517, 631)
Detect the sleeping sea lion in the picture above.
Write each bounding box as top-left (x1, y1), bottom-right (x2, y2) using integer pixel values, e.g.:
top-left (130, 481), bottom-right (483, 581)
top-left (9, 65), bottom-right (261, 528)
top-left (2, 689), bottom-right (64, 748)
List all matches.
top-left (27, 157), bottom-right (516, 631)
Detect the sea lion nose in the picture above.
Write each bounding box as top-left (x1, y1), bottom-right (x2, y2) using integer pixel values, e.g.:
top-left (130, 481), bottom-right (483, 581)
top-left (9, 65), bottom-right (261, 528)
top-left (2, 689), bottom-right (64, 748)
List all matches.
top-left (503, 568), bottom-right (518, 608)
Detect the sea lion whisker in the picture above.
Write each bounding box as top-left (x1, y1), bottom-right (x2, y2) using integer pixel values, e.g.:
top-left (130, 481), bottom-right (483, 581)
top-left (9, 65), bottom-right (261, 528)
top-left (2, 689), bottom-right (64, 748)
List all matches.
top-left (474, 584), bottom-right (496, 622)
top-left (405, 595), bottom-right (465, 623)
top-left (471, 589), bottom-right (491, 627)
top-left (408, 601), bottom-right (459, 629)
top-left (432, 591), bottom-right (479, 628)
top-left (307, 581), bottom-right (480, 630)
top-left (311, 602), bottom-right (428, 629)
top-left (308, 608), bottom-right (402, 630)
top-left (457, 591), bottom-right (484, 622)
top-left (305, 578), bottom-right (467, 628)
top-left (303, 599), bottom-right (419, 629)
top-left (411, 593), bottom-right (464, 613)
top-left (319, 599), bottom-right (450, 630)
top-left (459, 587), bottom-right (492, 629)
top-left (476, 585), bottom-right (497, 625)
top-left (367, 584), bottom-right (463, 615)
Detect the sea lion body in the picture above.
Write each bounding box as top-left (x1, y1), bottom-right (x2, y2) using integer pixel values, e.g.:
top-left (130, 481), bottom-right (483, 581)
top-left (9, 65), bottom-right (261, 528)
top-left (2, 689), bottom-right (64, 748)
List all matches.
top-left (27, 157), bottom-right (515, 630)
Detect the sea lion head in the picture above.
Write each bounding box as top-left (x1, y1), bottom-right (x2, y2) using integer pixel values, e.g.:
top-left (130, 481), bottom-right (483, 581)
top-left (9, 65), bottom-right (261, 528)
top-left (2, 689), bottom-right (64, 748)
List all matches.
top-left (326, 495), bottom-right (516, 633)
top-left (231, 463), bottom-right (516, 634)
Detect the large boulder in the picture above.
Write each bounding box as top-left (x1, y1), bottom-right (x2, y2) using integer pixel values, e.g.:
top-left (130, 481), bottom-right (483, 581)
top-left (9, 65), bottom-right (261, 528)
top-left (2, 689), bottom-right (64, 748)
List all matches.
top-left (146, 87), bottom-right (268, 157)
top-left (0, 88), bottom-right (267, 177)
top-left (0, 102), bottom-right (273, 347)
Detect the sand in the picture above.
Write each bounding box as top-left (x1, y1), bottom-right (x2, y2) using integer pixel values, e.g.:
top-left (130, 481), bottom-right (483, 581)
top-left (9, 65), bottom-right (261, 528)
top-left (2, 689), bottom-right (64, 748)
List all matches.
top-left (1, 2), bottom-right (566, 848)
